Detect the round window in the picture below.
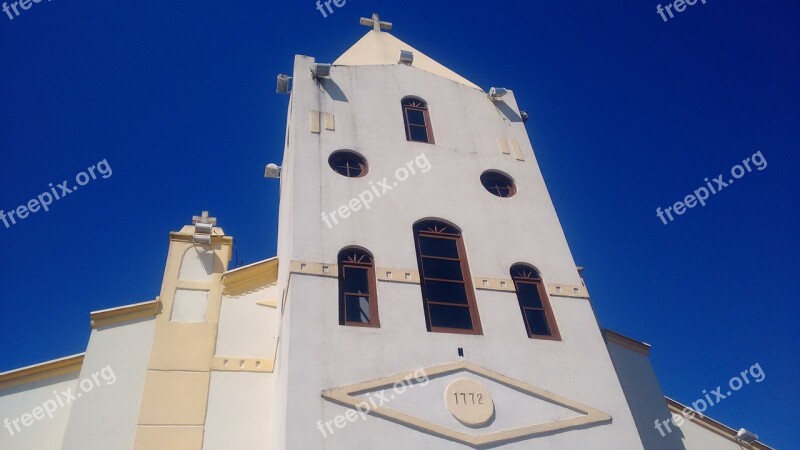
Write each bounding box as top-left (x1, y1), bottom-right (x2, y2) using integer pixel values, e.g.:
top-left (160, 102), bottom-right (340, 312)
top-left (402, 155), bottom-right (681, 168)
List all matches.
top-left (480, 171), bottom-right (516, 198)
top-left (329, 151), bottom-right (368, 178)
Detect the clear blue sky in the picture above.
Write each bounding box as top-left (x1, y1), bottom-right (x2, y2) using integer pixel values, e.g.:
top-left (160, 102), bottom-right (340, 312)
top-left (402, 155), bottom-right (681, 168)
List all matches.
top-left (1, 1), bottom-right (797, 447)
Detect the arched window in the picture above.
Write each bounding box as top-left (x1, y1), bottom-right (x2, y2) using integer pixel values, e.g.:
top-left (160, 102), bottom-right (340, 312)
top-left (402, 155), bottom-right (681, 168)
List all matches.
top-left (413, 220), bottom-right (482, 334)
top-left (511, 264), bottom-right (560, 340)
top-left (402, 97), bottom-right (435, 144)
top-left (338, 248), bottom-right (380, 327)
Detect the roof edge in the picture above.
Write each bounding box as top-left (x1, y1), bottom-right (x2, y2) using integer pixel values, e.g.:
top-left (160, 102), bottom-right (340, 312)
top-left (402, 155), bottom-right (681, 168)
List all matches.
top-left (666, 397), bottom-right (773, 450)
top-left (0, 353), bottom-right (85, 391)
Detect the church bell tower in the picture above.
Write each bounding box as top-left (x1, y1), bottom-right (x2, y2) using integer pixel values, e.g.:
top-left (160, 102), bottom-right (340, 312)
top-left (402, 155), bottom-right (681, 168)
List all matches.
top-left (270, 13), bottom-right (645, 449)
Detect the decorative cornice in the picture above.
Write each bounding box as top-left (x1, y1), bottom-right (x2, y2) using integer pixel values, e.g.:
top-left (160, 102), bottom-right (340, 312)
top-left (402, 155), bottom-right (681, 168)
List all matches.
top-left (169, 231), bottom-right (232, 245)
top-left (546, 283), bottom-right (590, 299)
top-left (603, 330), bottom-right (651, 356)
top-left (290, 260), bottom-right (337, 278)
top-left (0, 354), bottom-right (84, 390)
top-left (222, 257), bottom-right (279, 296)
top-left (90, 299), bottom-right (161, 329)
top-left (473, 277), bottom-right (516, 292)
top-left (211, 357), bottom-right (274, 373)
top-left (666, 397), bottom-right (774, 450)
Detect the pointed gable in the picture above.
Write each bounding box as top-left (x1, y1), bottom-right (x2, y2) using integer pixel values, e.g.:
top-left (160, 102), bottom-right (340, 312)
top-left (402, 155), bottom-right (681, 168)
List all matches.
top-left (333, 30), bottom-right (482, 91)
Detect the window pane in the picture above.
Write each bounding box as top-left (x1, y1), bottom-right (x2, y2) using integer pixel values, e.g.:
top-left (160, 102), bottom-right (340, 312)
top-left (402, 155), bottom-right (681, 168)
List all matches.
top-left (421, 257), bottom-right (464, 281)
top-left (409, 126), bottom-right (429, 143)
top-left (525, 309), bottom-right (551, 336)
top-left (345, 295), bottom-right (371, 323)
top-left (406, 109), bottom-right (427, 126)
top-left (342, 163), bottom-right (363, 177)
top-left (343, 267), bottom-right (369, 294)
top-left (517, 283), bottom-right (544, 308)
top-left (425, 280), bottom-right (469, 305)
top-left (429, 304), bottom-right (473, 330)
top-left (418, 236), bottom-right (458, 258)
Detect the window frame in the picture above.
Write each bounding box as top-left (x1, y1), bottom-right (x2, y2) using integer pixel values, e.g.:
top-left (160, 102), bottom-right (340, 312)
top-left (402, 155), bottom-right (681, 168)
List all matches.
top-left (402, 97), bottom-right (435, 144)
top-left (480, 170), bottom-right (517, 198)
top-left (414, 221), bottom-right (482, 335)
top-left (511, 265), bottom-right (561, 341)
top-left (328, 151), bottom-right (368, 178)
top-left (338, 249), bottom-right (380, 328)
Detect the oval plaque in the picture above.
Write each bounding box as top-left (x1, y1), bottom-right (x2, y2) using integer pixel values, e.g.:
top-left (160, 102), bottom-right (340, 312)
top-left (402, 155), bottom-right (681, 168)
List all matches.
top-left (445, 378), bottom-right (495, 427)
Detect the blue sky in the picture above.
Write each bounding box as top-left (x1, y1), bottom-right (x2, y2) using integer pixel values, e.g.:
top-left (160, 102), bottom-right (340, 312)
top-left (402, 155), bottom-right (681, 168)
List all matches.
top-left (1, 0), bottom-right (797, 447)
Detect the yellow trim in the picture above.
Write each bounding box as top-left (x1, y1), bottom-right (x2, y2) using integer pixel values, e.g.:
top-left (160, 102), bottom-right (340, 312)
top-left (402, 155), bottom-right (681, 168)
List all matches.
top-left (322, 361), bottom-right (611, 447)
top-left (256, 299), bottom-right (278, 308)
top-left (473, 277), bottom-right (516, 292)
top-left (223, 257), bottom-right (279, 296)
top-left (290, 260), bottom-right (337, 278)
top-left (210, 357), bottom-right (274, 373)
top-left (498, 138), bottom-right (510, 155)
top-left (604, 330), bottom-right (651, 356)
top-left (333, 30), bottom-right (482, 90)
top-left (377, 268), bottom-right (420, 284)
top-left (90, 299), bottom-right (161, 329)
top-left (0, 354), bottom-right (84, 390)
top-left (666, 397), bottom-right (773, 450)
top-left (547, 283), bottom-right (590, 299)
top-left (169, 230), bottom-right (232, 246)
top-left (133, 426), bottom-right (204, 450)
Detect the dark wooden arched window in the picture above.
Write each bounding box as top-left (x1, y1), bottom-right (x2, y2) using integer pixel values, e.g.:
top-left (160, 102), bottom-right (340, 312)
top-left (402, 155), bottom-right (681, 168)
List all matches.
top-left (413, 220), bottom-right (481, 334)
top-left (511, 264), bottom-right (560, 340)
top-left (402, 97), bottom-right (435, 144)
top-left (338, 248), bottom-right (379, 327)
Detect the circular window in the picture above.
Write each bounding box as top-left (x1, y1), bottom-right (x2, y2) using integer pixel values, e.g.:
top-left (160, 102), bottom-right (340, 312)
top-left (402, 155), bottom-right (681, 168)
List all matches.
top-left (480, 171), bottom-right (516, 198)
top-left (329, 151), bottom-right (368, 178)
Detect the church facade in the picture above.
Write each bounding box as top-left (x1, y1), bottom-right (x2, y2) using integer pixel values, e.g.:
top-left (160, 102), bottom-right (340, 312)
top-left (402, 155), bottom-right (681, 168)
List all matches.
top-left (0, 15), bottom-right (771, 450)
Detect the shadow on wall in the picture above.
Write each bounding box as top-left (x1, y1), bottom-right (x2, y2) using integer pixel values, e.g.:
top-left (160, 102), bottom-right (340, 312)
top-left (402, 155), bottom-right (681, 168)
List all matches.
top-left (321, 78), bottom-right (349, 103)
top-left (494, 100), bottom-right (523, 123)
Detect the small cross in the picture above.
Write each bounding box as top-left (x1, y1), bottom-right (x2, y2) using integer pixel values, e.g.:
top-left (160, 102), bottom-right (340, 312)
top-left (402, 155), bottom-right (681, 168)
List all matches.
top-left (192, 211), bottom-right (217, 226)
top-left (360, 13), bottom-right (392, 32)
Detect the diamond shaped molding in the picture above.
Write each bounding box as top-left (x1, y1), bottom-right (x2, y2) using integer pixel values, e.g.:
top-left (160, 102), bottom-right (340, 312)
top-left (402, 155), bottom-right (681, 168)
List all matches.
top-left (321, 361), bottom-right (612, 447)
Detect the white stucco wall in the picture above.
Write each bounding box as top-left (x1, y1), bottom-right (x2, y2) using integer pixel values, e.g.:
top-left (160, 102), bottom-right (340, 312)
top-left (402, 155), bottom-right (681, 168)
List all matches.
top-left (216, 284), bottom-right (279, 358)
top-left (60, 317), bottom-right (156, 450)
top-left (678, 418), bottom-right (752, 450)
top-left (203, 371), bottom-right (273, 450)
top-left (271, 54), bottom-right (644, 448)
top-left (606, 340), bottom-right (688, 450)
top-left (0, 373), bottom-right (79, 450)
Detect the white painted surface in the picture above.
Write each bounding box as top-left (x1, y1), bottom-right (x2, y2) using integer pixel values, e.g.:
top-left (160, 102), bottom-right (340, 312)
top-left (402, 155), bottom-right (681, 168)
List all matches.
top-left (179, 246), bottom-right (215, 282)
top-left (171, 289), bottom-right (209, 323)
top-left (272, 52), bottom-right (644, 448)
top-left (679, 417), bottom-right (750, 450)
top-left (216, 284), bottom-right (279, 358)
top-left (359, 372), bottom-right (581, 433)
top-left (0, 374), bottom-right (79, 450)
top-left (606, 341), bottom-right (688, 450)
top-left (203, 372), bottom-right (273, 450)
top-left (60, 317), bottom-right (156, 450)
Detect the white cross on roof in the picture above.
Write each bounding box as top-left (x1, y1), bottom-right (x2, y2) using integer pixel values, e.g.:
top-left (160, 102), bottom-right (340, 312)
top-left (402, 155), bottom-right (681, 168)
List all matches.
top-left (360, 13), bottom-right (392, 32)
top-left (192, 211), bottom-right (217, 226)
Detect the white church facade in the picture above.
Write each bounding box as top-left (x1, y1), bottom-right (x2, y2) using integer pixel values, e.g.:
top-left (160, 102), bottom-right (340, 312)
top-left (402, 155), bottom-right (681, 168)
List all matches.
top-left (0, 14), bottom-right (772, 450)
